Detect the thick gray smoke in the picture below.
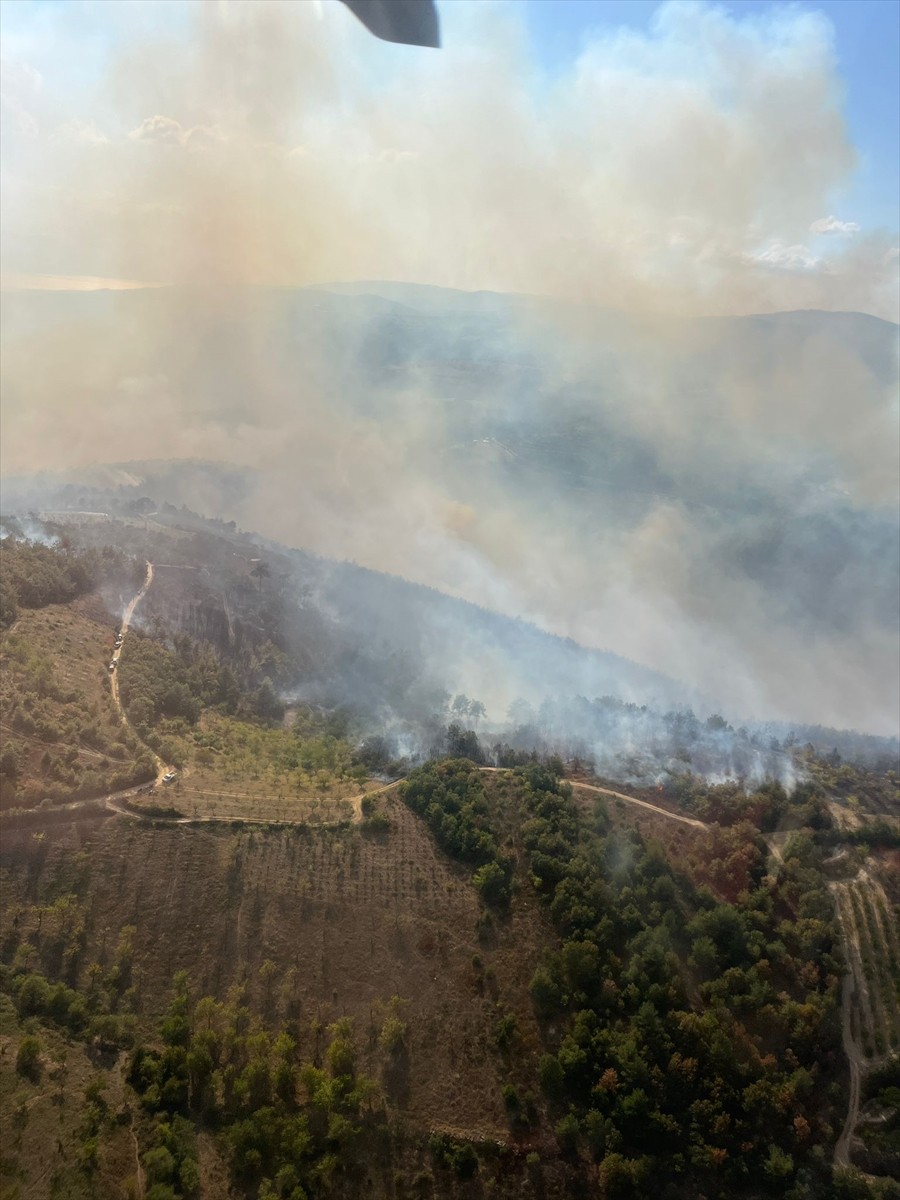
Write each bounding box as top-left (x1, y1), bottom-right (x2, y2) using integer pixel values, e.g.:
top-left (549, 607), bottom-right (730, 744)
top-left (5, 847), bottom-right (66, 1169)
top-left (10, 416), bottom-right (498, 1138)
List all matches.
top-left (1, 1), bottom-right (898, 737)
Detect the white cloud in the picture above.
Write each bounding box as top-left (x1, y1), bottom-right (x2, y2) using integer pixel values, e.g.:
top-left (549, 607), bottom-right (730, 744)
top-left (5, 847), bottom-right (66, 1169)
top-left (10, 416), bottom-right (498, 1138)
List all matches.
top-left (129, 114), bottom-right (185, 144)
top-left (747, 241), bottom-right (821, 271)
top-left (128, 115), bottom-right (221, 149)
top-left (810, 214), bottom-right (860, 236)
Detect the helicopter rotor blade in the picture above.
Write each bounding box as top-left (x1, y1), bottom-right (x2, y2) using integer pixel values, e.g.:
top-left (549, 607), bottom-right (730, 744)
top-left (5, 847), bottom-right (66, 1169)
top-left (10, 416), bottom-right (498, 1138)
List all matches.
top-left (338, 0), bottom-right (440, 48)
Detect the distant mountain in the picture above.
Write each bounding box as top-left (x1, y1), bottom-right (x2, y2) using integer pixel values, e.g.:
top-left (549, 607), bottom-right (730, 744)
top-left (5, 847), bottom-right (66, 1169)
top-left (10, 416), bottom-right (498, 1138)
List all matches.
top-left (2, 285), bottom-right (897, 734)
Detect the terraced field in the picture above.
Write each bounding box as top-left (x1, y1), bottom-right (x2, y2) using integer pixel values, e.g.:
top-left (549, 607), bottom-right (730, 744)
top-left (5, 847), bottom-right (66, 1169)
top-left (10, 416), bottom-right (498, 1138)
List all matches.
top-left (0, 603), bottom-right (153, 809)
top-left (123, 711), bottom-right (380, 824)
top-left (831, 861), bottom-right (900, 1167)
top-left (834, 871), bottom-right (900, 1060)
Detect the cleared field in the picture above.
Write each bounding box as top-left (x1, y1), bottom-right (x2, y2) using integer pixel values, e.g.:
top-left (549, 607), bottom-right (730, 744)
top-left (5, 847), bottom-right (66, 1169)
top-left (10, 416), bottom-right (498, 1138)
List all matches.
top-left (0, 794), bottom-right (557, 1145)
top-left (855, 876), bottom-right (900, 1056)
top-left (124, 712), bottom-right (380, 824)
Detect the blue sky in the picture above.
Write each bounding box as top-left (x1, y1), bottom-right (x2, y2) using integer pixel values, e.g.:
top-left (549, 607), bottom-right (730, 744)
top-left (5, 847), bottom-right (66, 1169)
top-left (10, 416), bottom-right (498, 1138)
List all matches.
top-left (518, 0), bottom-right (899, 232)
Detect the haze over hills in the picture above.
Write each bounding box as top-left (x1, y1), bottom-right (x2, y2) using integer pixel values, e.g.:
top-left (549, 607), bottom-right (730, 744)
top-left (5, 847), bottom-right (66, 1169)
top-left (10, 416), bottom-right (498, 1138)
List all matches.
top-left (2, 482), bottom-right (898, 789)
top-left (2, 284), bottom-right (898, 735)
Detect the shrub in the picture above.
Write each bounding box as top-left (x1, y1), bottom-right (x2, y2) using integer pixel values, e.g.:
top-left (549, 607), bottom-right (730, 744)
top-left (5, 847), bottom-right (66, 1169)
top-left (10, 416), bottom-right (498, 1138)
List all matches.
top-left (495, 1012), bottom-right (520, 1053)
top-left (429, 1133), bottom-right (479, 1179)
top-left (473, 861), bottom-right (512, 908)
top-left (379, 1016), bottom-right (407, 1054)
top-left (16, 1035), bottom-right (42, 1080)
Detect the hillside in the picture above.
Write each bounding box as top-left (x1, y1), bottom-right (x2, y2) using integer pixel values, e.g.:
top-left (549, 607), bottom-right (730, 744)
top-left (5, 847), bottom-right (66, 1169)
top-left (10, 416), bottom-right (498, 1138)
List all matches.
top-left (3, 0), bottom-right (900, 1192)
top-left (1, 515), bottom-right (899, 1199)
top-left (0, 539), bottom-right (154, 810)
top-left (1, 490), bottom-right (705, 721)
top-left (2, 753), bottom-right (898, 1197)
top-left (2, 510), bottom-right (897, 813)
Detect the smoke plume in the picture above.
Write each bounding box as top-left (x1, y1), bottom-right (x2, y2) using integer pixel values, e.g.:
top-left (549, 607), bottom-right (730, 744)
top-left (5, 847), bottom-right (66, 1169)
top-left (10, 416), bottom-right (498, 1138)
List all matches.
top-left (1, 0), bottom-right (898, 736)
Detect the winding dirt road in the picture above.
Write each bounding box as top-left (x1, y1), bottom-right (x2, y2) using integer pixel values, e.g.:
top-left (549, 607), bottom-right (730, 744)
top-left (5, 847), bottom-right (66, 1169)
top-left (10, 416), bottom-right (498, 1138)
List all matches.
top-left (160, 769), bottom-right (710, 830)
top-left (567, 778), bottom-right (708, 829)
top-left (834, 968), bottom-right (863, 1169)
top-left (27, 762), bottom-right (710, 837)
top-left (480, 768), bottom-right (708, 829)
top-left (109, 561), bottom-right (151, 715)
top-left (110, 562), bottom-right (170, 785)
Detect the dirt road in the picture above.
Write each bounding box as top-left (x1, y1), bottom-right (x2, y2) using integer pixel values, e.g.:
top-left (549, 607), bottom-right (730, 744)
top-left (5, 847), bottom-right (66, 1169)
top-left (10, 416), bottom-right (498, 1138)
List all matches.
top-left (109, 561), bottom-right (153, 716)
top-left (11, 764), bottom-right (711, 837)
top-left (566, 778), bottom-right (708, 829)
top-left (834, 969), bottom-right (863, 1168)
top-left (342, 770), bottom-right (710, 831)
top-left (481, 769), bottom-right (708, 829)
top-left (109, 562), bottom-right (169, 785)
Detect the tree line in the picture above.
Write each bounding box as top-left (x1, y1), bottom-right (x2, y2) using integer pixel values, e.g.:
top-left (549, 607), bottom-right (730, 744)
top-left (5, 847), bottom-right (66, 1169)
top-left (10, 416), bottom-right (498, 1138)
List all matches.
top-left (0, 537), bottom-right (143, 629)
top-left (397, 759), bottom-right (877, 1198)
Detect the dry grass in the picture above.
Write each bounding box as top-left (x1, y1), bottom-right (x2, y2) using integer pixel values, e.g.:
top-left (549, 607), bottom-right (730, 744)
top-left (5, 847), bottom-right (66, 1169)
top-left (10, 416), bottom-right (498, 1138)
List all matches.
top-left (123, 711), bottom-right (381, 823)
top-left (0, 602), bottom-right (146, 809)
top-left (0, 793), bottom-right (559, 1145)
top-left (151, 767), bottom-right (360, 825)
top-left (0, 1003), bottom-right (137, 1200)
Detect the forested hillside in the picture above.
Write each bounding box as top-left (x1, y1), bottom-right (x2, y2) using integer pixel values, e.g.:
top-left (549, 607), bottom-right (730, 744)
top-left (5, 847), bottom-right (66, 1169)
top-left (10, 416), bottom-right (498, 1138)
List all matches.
top-left (0, 535), bottom-right (142, 631)
top-left (1, 760), bottom-right (898, 1198)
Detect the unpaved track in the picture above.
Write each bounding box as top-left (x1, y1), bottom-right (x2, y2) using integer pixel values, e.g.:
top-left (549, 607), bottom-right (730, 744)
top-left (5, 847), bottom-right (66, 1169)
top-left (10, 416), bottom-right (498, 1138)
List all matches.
top-left (834, 968), bottom-right (863, 1168)
top-left (348, 776), bottom-right (405, 821)
top-left (110, 562), bottom-right (170, 785)
top-left (111, 561), bottom-right (154, 703)
top-left (9, 764), bottom-right (711, 840)
top-left (566, 778), bottom-right (708, 829)
top-left (480, 768), bottom-right (707, 829)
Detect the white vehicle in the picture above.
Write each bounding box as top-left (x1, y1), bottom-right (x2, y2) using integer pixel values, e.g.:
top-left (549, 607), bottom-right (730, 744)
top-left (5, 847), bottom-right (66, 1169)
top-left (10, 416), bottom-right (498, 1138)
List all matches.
top-left (108, 661), bottom-right (116, 672)
top-left (162, 771), bottom-right (177, 784)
